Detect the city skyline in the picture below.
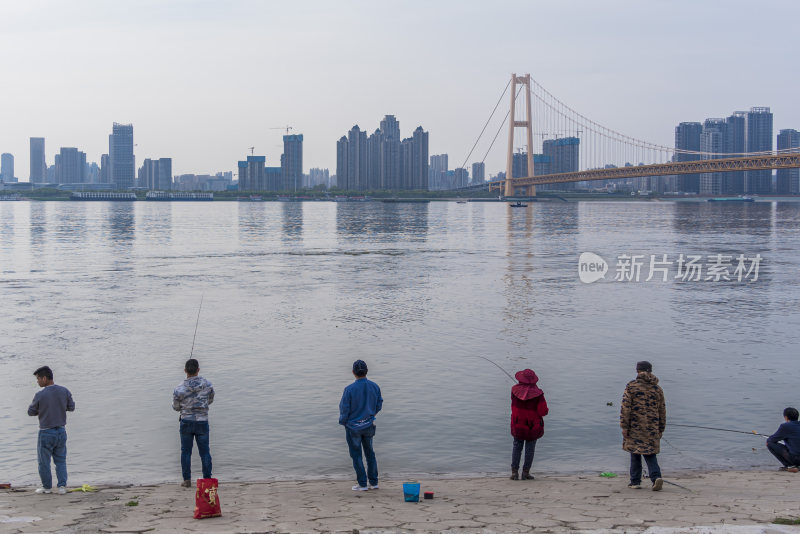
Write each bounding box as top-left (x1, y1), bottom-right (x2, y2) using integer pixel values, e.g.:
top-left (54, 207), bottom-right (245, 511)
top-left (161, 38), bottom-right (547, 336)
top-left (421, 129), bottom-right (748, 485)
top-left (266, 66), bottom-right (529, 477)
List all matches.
top-left (1, 1), bottom-right (798, 182)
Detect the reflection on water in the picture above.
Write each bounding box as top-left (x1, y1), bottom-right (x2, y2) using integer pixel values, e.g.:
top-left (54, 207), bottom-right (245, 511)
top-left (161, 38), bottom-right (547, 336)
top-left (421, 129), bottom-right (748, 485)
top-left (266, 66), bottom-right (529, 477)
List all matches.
top-left (0, 200), bottom-right (799, 484)
top-left (106, 203), bottom-right (135, 243)
top-left (673, 201), bottom-right (774, 237)
top-left (29, 202), bottom-right (47, 251)
top-left (281, 202), bottom-right (303, 242)
top-left (336, 202), bottom-right (429, 241)
top-left (137, 202), bottom-right (172, 245)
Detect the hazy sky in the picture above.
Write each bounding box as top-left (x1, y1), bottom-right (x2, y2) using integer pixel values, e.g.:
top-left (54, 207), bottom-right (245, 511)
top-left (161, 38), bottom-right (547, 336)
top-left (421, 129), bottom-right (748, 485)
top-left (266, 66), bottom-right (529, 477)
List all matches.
top-left (1, 0), bottom-right (798, 180)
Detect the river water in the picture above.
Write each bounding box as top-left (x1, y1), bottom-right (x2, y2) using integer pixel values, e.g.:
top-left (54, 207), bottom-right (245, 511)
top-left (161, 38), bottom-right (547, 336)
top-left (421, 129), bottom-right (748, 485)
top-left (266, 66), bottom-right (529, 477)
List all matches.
top-left (0, 200), bottom-right (798, 485)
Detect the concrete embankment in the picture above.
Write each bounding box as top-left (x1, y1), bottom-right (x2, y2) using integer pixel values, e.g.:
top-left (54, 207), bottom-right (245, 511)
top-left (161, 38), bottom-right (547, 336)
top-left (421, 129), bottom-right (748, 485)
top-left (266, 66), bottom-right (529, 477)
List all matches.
top-left (1, 470), bottom-right (799, 533)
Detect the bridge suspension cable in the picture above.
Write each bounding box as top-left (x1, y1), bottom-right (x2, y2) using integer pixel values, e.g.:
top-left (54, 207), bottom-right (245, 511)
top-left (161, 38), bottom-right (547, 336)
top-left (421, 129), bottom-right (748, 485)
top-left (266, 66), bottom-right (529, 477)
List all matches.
top-left (480, 84), bottom-right (524, 167)
top-left (459, 78), bottom-right (511, 172)
top-left (452, 74), bottom-right (800, 193)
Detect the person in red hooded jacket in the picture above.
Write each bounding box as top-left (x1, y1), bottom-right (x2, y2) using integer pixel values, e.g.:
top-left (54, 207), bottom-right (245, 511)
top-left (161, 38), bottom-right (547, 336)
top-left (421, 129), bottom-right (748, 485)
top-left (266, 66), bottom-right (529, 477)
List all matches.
top-left (510, 369), bottom-right (548, 480)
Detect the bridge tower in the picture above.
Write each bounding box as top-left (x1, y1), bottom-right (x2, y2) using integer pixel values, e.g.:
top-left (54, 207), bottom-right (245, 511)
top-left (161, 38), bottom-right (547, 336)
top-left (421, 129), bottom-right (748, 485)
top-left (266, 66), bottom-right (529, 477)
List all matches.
top-left (504, 73), bottom-right (535, 197)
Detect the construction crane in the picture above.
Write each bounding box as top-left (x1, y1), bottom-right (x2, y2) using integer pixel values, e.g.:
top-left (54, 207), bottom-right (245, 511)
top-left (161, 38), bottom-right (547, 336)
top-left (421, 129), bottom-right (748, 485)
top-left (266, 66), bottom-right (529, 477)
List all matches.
top-left (269, 126), bottom-right (294, 135)
top-left (248, 146), bottom-right (255, 155)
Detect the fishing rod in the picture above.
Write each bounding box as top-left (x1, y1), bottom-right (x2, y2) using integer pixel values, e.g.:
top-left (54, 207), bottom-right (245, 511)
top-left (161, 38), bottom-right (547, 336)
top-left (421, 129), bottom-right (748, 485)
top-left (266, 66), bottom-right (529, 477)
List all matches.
top-left (671, 423), bottom-right (769, 438)
top-left (476, 355), bottom-right (515, 383)
top-left (189, 295), bottom-right (204, 358)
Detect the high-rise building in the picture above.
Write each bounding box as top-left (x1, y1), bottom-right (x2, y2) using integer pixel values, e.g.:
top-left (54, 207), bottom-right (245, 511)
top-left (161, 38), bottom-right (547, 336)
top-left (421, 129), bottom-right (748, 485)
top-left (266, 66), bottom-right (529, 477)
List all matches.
top-left (157, 158), bottom-right (173, 190)
top-left (366, 129), bottom-right (382, 190)
top-left (471, 162), bottom-right (485, 184)
top-left (379, 115), bottom-right (400, 141)
top-left (745, 107), bottom-right (773, 194)
top-left (379, 115), bottom-right (401, 190)
top-left (265, 167), bottom-right (281, 190)
top-left (337, 125), bottom-right (367, 191)
top-left (541, 137), bottom-right (580, 191)
top-left (337, 119), bottom-right (427, 192)
top-left (238, 155), bottom-right (266, 191)
top-left (139, 158), bottom-right (173, 190)
top-left (308, 168), bottom-right (330, 188)
top-left (533, 154), bottom-right (551, 177)
top-left (699, 119), bottom-right (727, 195)
top-left (86, 162), bottom-right (100, 184)
top-left (723, 112), bottom-right (746, 194)
top-left (409, 126), bottom-right (428, 190)
top-left (100, 154), bottom-right (111, 184)
top-left (336, 136), bottom-right (348, 189)
top-left (429, 154), bottom-right (448, 190)
top-left (400, 138), bottom-right (414, 189)
top-left (1, 153), bottom-right (14, 182)
top-left (674, 122), bottom-right (702, 193)
top-left (777, 129), bottom-right (800, 194)
top-left (55, 147), bottom-right (87, 184)
top-left (512, 151), bottom-right (528, 178)
top-left (109, 123), bottom-right (135, 189)
top-left (29, 137), bottom-right (46, 182)
top-left (281, 134), bottom-right (303, 191)
top-left (453, 167), bottom-right (469, 188)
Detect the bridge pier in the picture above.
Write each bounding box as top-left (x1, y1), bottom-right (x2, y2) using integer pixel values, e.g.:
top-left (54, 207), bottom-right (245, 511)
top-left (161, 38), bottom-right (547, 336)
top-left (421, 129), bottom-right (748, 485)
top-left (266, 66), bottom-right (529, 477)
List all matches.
top-left (501, 180), bottom-right (536, 197)
top-left (517, 184), bottom-right (536, 197)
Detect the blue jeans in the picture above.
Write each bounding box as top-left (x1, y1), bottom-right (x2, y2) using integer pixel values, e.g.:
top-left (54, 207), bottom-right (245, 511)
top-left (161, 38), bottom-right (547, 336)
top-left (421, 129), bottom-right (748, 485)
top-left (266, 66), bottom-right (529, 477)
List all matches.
top-left (511, 438), bottom-right (537, 471)
top-left (767, 441), bottom-right (800, 467)
top-left (38, 427), bottom-right (68, 489)
top-left (630, 453), bottom-right (661, 484)
top-left (180, 420), bottom-right (212, 481)
top-left (346, 425), bottom-right (377, 487)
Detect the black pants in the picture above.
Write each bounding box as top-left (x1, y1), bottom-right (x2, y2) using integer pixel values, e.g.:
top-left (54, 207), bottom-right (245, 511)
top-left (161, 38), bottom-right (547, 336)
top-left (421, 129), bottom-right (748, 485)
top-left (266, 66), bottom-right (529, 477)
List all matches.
top-left (630, 453), bottom-right (661, 484)
top-left (511, 438), bottom-right (537, 472)
top-left (767, 441), bottom-right (800, 467)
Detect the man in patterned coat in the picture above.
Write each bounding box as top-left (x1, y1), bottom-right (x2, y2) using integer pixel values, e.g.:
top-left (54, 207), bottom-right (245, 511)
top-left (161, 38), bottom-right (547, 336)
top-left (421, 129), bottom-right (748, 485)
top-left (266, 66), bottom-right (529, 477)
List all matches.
top-left (173, 358), bottom-right (215, 487)
top-left (620, 360), bottom-right (666, 491)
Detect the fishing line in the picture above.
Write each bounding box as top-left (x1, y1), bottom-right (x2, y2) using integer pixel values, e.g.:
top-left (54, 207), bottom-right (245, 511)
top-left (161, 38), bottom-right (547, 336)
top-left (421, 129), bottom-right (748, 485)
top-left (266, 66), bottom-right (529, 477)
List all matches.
top-left (662, 479), bottom-right (693, 493)
top-left (671, 423), bottom-right (768, 438)
top-left (475, 355), bottom-right (516, 383)
top-left (662, 435), bottom-right (708, 466)
top-left (189, 295), bottom-right (204, 358)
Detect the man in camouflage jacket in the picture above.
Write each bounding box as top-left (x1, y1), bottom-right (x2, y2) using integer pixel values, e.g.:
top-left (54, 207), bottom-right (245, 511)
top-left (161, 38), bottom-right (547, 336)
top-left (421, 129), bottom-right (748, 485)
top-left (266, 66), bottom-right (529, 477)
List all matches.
top-left (620, 361), bottom-right (666, 491)
top-left (173, 358), bottom-right (215, 487)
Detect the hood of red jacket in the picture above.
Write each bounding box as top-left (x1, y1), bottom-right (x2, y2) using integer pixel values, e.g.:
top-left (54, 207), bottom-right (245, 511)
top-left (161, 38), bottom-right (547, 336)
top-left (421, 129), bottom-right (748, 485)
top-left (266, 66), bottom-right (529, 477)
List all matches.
top-left (512, 369), bottom-right (543, 400)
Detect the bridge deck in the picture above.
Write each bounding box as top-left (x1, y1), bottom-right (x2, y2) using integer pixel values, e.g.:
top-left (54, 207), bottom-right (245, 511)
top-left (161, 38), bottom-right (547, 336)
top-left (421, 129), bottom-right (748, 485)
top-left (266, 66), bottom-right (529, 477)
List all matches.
top-left (492, 152), bottom-right (800, 188)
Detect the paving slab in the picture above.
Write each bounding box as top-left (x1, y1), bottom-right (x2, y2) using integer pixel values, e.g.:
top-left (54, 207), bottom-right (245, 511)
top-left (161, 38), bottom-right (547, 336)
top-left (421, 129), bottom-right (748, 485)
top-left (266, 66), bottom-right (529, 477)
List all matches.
top-left (1, 471), bottom-right (800, 532)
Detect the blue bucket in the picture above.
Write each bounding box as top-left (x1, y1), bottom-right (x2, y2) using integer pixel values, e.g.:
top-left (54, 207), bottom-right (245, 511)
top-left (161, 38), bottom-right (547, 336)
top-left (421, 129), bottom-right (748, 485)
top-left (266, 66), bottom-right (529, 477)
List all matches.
top-left (403, 482), bottom-right (421, 502)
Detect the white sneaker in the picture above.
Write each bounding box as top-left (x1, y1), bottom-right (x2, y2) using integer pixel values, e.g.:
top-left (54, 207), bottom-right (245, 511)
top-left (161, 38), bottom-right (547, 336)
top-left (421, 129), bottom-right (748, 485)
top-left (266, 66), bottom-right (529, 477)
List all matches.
top-left (57, 487), bottom-right (67, 495)
top-left (35, 487), bottom-right (52, 494)
top-left (351, 485), bottom-right (368, 491)
top-left (368, 484), bottom-right (379, 490)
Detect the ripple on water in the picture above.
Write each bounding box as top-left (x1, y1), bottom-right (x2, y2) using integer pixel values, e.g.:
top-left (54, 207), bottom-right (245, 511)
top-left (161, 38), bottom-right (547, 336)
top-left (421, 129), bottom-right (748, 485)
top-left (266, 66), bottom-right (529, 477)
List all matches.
top-left (0, 201), bottom-right (798, 483)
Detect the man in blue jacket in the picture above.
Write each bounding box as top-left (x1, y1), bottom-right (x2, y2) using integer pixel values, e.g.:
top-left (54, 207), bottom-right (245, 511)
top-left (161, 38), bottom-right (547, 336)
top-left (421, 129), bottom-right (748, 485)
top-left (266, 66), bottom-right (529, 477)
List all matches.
top-left (767, 407), bottom-right (800, 473)
top-left (339, 360), bottom-right (383, 491)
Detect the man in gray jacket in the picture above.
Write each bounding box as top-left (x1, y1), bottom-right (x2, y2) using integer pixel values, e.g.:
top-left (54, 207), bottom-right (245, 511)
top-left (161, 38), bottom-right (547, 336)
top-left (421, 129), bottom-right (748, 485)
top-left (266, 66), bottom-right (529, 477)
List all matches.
top-left (173, 358), bottom-right (215, 487)
top-left (28, 366), bottom-right (75, 495)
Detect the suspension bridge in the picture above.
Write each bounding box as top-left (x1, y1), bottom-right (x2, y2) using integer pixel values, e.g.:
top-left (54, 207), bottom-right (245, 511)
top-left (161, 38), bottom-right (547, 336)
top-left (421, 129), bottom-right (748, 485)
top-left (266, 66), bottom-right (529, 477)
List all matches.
top-left (459, 73), bottom-right (800, 197)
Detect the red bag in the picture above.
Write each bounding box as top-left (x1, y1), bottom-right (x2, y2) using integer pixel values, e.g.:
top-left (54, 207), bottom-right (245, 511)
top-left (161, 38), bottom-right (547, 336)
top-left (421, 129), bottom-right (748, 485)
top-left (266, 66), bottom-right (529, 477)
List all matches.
top-left (193, 478), bottom-right (222, 519)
